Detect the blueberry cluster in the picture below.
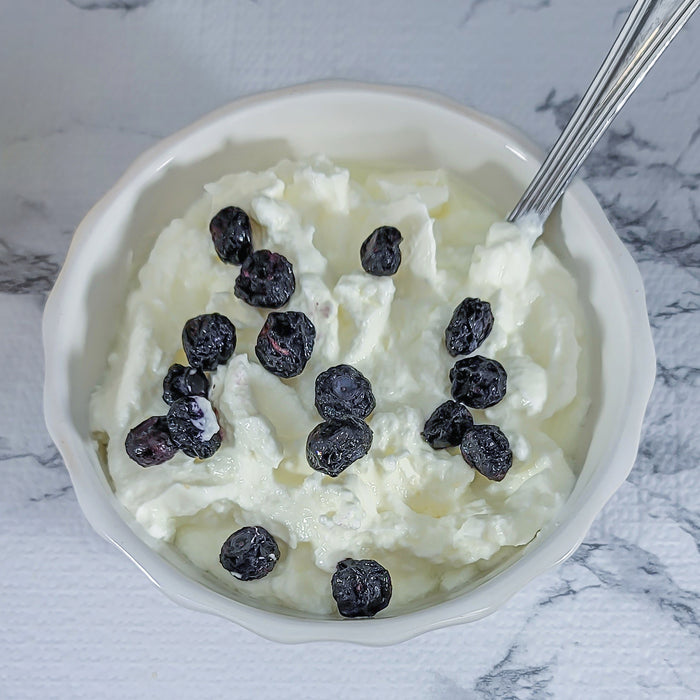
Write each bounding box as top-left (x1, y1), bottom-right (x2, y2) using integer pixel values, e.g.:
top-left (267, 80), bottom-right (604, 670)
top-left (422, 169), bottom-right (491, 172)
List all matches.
top-left (126, 200), bottom-right (322, 466)
top-left (209, 205), bottom-right (296, 308)
top-left (217, 524), bottom-right (391, 618)
top-left (125, 205), bottom-right (526, 618)
top-left (217, 361), bottom-right (387, 616)
top-left (209, 206), bottom-right (317, 378)
top-left (307, 365), bottom-right (375, 477)
top-left (124, 312), bottom-right (236, 466)
top-left (421, 298), bottom-right (513, 482)
top-left (125, 209), bottom-right (408, 619)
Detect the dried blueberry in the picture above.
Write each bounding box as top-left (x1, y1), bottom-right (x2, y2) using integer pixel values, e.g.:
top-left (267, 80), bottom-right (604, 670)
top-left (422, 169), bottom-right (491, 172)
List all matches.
top-left (445, 297), bottom-right (494, 356)
top-left (182, 313), bottom-right (236, 371)
top-left (460, 424), bottom-right (513, 481)
top-left (450, 355), bottom-right (507, 409)
top-left (421, 400), bottom-right (474, 449)
top-left (306, 418), bottom-right (373, 477)
top-left (234, 250), bottom-right (295, 308)
top-left (125, 416), bottom-right (178, 467)
top-left (255, 311), bottom-right (316, 378)
top-left (219, 526), bottom-right (280, 581)
top-left (315, 364), bottom-right (376, 421)
top-left (360, 226), bottom-right (403, 276)
top-left (162, 364), bottom-right (210, 405)
top-left (166, 396), bottom-right (222, 459)
top-left (331, 558), bottom-right (392, 618)
top-left (209, 206), bottom-right (253, 265)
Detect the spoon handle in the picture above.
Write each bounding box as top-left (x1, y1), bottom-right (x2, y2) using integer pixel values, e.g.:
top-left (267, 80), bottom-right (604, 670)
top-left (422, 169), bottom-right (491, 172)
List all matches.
top-left (508, 0), bottom-right (700, 224)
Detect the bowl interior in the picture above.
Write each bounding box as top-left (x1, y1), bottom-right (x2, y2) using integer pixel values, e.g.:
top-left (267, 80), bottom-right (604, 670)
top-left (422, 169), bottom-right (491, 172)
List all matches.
top-left (44, 83), bottom-right (654, 642)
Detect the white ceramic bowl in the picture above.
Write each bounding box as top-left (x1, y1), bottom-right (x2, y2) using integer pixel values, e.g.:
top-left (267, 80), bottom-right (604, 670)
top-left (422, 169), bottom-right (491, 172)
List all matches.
top-left (43, 81), bottom-right (655, 645)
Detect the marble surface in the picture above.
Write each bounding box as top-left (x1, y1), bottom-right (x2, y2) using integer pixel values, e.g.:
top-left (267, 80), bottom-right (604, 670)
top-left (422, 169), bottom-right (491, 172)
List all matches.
top-left (2, 0), bottom-right (699, 697)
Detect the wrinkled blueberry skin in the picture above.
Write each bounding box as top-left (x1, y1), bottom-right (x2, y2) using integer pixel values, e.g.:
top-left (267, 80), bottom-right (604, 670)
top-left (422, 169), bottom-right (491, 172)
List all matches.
top-left (445, 297), bottom-right (494, 357)
top-left (166, 396), bottom-right (222, 459)
top-left (234, 250), bottom-right (295, 308)
top-left (421, 400), bottom-right (474, 449)
top-left (209, 206), bottom-right (253, 265)
top-left (315, 364), bottom-right (376, 421)
top-left (162, 364), bottom-right (210, 405)
top-left (450, 355), bottom-right (507, 409)
top-left (255, 311), bottom-right (316, 378)
top-left (182, 313), bottom-right (237, 371)
top-left (460, 424), bottom-right (513, 481)
top-left (360, 226), bottom-right (403, 276)
top-left (219, 526), bottom-right (280, 581)
top-left (306, 418), bottom-right (373, 477)
top-left (331, 558), bottom-right (392, 618)
top-left (125, 416), bottom-right (178, 467)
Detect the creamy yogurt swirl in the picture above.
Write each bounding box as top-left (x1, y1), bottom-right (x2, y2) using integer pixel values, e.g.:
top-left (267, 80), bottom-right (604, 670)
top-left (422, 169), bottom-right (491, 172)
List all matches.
top-left (90, 156), bottom-right (590, 614)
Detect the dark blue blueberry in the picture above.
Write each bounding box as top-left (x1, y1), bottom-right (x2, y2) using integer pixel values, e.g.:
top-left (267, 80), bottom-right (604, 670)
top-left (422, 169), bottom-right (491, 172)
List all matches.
top-left (444, 297), bottom-right (494, 356)
top-left (450, 355), bottom-right (507, 409)
top-left (209, 206), bottom-right (253, 265)
top-left (331, 558), bottom-right (392, 618)
top-left (125, 415), bottom-right (178, 467)
top-left (306, 418), bottom-right (372, 477)
top-left (255, 311), bottom-right (316, 378)
top-left (460, 424), bottom-right (513, 481)
top-left (314, 364), bottom-right (375, 421)
top-left (166, 396), bottom-right (222, 459)
top-left (162, 364), bottom-right (210, 405)
top-left (360, 226), bottom-right (402, 276)
top-left (182, 313), bottom-right (236, 371)
top-left (421, 400), bottom-right (474, 449)
top-left (234, 250), bottom-right (295, 308)
top-left (219, 526), bottom-right (280, 581)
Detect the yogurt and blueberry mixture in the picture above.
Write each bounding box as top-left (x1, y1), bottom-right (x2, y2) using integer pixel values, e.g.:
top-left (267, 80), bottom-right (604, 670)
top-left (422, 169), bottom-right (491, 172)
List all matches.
top-left (90, 156), bottom-right (590, 617)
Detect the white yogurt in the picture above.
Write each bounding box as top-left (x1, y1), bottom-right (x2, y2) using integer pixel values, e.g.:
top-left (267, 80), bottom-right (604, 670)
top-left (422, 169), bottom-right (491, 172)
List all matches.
top-left (190, 397), bottom-right (220, 442)
top-left (90, 156), bottom-right (591, 615)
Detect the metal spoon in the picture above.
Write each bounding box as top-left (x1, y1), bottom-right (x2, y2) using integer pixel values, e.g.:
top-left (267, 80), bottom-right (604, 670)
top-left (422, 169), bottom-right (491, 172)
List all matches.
top-left (508, 0), bottom-right (699, 225)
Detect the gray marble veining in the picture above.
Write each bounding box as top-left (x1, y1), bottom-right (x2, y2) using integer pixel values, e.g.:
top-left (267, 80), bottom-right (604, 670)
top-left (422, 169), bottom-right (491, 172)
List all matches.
top-left (1, 0), bottom-right (699, 697)
top-left (66, 0), bottom-right (153, 10)
top-left (0, 236), bottom-right (61, 295)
